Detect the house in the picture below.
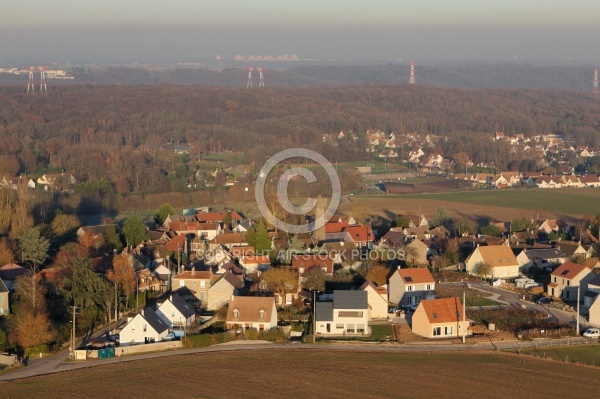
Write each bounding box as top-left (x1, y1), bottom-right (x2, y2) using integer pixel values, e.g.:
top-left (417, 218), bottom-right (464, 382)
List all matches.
top-left (154, 294), bottom-right (195, 329)
top-left (172, 268), bottom-right (213, 303)
top-left (580, 174), bottom-right (600, 188)
top-left (342, 226), bottom-right (375, 249)
top-left (538, 219), bottom-right (567, 235)
top-left (76, 224), bottom-right (120, 242)
top-left (119, 308), bottom-right (169, 346)
top-left (197, 223), bottom-right (222, 241)
top-left (291, 254), bottom-right (335, 284)
top-left (522, 248), bottom-right (567, 272)
top-left (554, 241), bottom-right (590, 260)
top-left (583, 274), bottom-right (600, 308)
top-left (225, 296), bottom-right (277, 332)
top-left (137, 269), bottom-right (162, 292)
top-left (0, 263), bottom-right (28, 290)
top-left (411, 297), bottom-right (471, 339)
top-left (404, 239), bottom-right (429, 266)
top-left (465, 245), bottom-right (520, 279)
top-left (359, 281), bottom-right (388, 320)
top-left (547, 262), bottom-right (595, 301)
top-left (388, 268), bottom-right (436, 307)
top-left (238, 255), bottom-right (270, 274)
top-left (0, 279), bottom-right (9, 315)
top-left (207, 271), bottom-right (244, 311)
top-left (589, 296), bottom-right (600, 326)
top-left (315, 290), bottom-right (369, 337)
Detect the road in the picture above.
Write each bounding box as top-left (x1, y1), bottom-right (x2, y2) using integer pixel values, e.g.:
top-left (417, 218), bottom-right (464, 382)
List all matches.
top-left (449, 281), bottom-right (588, 328)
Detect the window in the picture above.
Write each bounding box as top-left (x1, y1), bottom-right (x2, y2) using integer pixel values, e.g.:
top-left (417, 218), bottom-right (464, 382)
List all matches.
top-left (433, 327), bottom-right (441, 336)
top-left (426, 284), bottom-right (431, 290)
top-left (346, 324), bottom-right (355, 333)
top-left (233, 308), bottom-right (239, 318)
top-left (180, 280), bottom-right (184, 288)
top-left (299, 267), bottom-right (304, 274)
top-left (338, 311), bottom-right (363, 318)
top-left (357, 325), bottom-right (365, 333)
top-left (567, 280), bottom-right (570, 286)
top-left (200, 281), bottom-right (206, 288)
top-left (406, 285), bottom-right (413, 292)
top-left (553, 277), bottom-right (557, 283)
top-left (143, 324), bottom-right (147, 332)
top-left (259, 309), bottom-right (265, 319)
top-left (444, 326), bottom-right (453, 335)
top-left (336, 324), bottom-right (344, 329)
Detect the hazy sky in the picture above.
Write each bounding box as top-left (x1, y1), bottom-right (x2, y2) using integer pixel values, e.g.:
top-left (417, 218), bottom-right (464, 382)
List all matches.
top-left (1, 1), bottom-right (599, 63)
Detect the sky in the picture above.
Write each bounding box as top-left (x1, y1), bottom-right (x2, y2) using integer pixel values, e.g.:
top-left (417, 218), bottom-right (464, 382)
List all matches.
top-left (1, 0), bottom-right (599, 64)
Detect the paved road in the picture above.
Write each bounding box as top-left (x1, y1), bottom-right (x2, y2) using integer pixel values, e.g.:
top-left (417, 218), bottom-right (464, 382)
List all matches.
top-left (3, 335), bottom-right (598, 382)
top-left (446, 281), bottom-right (589, 328)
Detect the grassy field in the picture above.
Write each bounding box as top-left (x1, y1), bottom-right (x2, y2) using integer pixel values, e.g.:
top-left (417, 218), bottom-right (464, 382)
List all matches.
top-left (515, 343), bottom-right (600, 366)
top-left (3, 350), bottom-right (599, 398)
top-left (342, 188), bottom-right (600, 224)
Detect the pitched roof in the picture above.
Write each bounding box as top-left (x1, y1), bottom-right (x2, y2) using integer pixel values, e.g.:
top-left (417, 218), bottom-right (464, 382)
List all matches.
top-left (0, 278), bottom-right (8, 293)
top-left (325, 222), bottom-right (350, 234)
top-left (210, 232), bottom-right (247, 245)
top-left (0, 263), bottom-right (28, 281)
top-left (291, 254), bottom-right (334, 275)
top-left (419, 297), bottom-right (466, 324)
top-left (226, 296), bottom-right (275, 323)
top-left (524, 248), bottom-right (566, 259)
top-left (220, 261), bottom-right (244, 275)
top-left (471, 245), bottom-right (518, 267)
top-left (173, 269), bottom-right (212, 280)
top-left (334, 290), bottom-right (368, 309)
top-left (164, 234), bottom-right (187, 252)
top-left (342, 225), bottom-right (375, 243)
top-left (164, 293), bottom-right (194, 317)
top-left (196, 211), bottom-right (242, 223)
top-left (396, 267), bottom-right (435, 284)
top-left (216, 270), bottom-right (244, 289)
top-left (141, 307), bottom-right (169, 334)
top-left (550, 262), bottom-right (590, 280)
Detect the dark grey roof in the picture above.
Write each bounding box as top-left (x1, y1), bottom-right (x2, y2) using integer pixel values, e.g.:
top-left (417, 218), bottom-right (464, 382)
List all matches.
top-left (315, 301), bottom-right (333, 322)
top-left (169, 293), bottom-right (194, 318)
top-left (584, 291), bottom-right (598, 298)
top-left (142, 307), bottom-right (169, 334)
top-left (333, 290), bottom-right (368, 310)
top-left (588, 274), bottom-right (600, 287)
top-left (525, 249), bottom-right (566, 259)
top-left (219, 270), bottom-right (244, 288)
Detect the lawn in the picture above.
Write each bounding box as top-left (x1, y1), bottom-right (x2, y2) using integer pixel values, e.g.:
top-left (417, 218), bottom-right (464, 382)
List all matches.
top-left (319, 324), bottom-right (393, 342)
top-left (3, 350), bottom-right (600, 398)
top-left (514, 343), bottom-right (600, 366)
top-left (436, 284), bottom-right (503, 307)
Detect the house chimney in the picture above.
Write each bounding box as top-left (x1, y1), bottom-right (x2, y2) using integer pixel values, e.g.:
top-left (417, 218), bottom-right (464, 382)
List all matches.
top-left (170, 294), bottom-right (173, 301)
top-left (140, 308), bottom-right (145, 317)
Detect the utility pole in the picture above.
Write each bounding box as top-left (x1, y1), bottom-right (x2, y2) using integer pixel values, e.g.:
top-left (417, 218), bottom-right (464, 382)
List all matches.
top-left (576, 285), bottom-right (580, 336)
top-left (69, 305), bottom-right (80, 359)
top-left (114, 282), bottom-right (118, 322)
top-left (462, 291), bottom-right (466, 344)
top-left (312, 290), bottom-right (316, 344)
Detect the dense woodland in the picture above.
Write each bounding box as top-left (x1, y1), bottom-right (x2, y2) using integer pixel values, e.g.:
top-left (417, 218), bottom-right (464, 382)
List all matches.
top-left (0, 83), bottom-right (599, 218)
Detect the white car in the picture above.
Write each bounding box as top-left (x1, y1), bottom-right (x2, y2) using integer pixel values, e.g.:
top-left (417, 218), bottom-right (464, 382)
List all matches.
top-left (583, 328), bottom-right (600, 338)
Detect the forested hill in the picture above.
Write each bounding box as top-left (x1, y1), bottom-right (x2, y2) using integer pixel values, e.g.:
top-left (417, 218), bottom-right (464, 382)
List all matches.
top-left (0, 63), bottom-right (597, 91)
top-left (0, 83), bottom-right (599, 194)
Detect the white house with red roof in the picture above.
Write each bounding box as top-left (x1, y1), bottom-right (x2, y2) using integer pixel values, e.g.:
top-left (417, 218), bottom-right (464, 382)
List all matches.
top-left (388, 267), bottom-right (436, 307)
top-left (547, 262), bottom-right (595, 301)
top-left (411, 297), bottom-right (471, 339)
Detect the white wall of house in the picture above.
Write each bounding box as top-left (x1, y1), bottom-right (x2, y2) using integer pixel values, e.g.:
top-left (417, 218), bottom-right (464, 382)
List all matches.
top-left (119, 314), bottom-right (168, 346)
top-left (316, 308), bottom-right (369, 336)
top-left (362, 285), bottom-right (388, 319)
top-left (155, 300), bottom-right (194, 329)
top-left (388, 273), bottom-right (435, 306)
top-left (207, 279), bottom-right (237, 311)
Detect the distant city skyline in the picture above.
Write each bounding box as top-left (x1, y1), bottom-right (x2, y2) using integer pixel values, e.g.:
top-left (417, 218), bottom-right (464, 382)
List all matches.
top-left (1, 1), bottom-right (599, 64)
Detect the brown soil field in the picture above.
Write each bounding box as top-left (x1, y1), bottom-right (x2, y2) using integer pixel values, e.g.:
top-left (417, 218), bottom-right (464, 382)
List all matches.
top-left (340, 196), bottom-right (584, 225)
top-left (2, 349), bottom-right (598, 399)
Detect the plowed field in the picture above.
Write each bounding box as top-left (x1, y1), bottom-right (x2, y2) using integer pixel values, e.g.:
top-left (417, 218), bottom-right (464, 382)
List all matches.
top-left (2, 349), bottom-right (599, 398)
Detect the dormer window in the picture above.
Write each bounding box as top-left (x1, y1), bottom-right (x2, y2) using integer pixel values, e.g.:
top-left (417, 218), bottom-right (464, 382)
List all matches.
top-left (299, 267), bottom-right (304, 274)
top-left (259, 308), bottom-right (265, 319)
top-left (233, 308), bottom-right (239, 318)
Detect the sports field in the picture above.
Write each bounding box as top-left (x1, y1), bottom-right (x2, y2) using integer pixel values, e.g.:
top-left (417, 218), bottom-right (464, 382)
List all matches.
top-left (343, 188), bottom-right (600, 224)
top-left (2, 349), bottom-right (599, 398)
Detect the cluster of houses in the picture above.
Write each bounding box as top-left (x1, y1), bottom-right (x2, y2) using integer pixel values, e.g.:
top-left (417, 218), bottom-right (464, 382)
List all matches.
top-left (453, 171), bottom-right (600, 189)
top-left (0, 173), bottom-right (76, 192)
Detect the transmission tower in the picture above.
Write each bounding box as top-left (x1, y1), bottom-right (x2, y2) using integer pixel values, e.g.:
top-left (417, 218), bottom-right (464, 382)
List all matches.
top-left (26, 66), bottom-right (36, 93)
top-left (245, 67), bottom-right (254, 88)
top-left (593, 67), bottom-right (599, 95)
top-left (257, 67), bottom-right (266, 87)
top-left (38, 66), bottom-right (48, 92)
top-left (409, 61), bottom-right (416, 85)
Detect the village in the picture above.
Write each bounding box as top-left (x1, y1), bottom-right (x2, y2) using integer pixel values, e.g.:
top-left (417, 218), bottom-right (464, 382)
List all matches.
top-left (2, 198), bottom-right (598, 368)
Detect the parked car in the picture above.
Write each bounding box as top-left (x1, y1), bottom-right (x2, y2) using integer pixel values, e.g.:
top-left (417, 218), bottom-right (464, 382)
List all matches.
top-left (583, 328), bottom-right (600, 338)
top-left (536, 297), bottom-right (552, 305)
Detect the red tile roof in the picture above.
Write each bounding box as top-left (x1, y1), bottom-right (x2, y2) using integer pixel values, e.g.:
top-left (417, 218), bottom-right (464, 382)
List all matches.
top-left (342, 226), bottom-right (375, 244)
top-left (291, 254), bottom-right (334, 275)
top-left (325, 222), bottom-right (350, 233)
top-left (550, 262), bottom-right (589, 280)
top-left (396, 267), bottom-right (435, 284)
top-left (420, 297), bottom-right (467, 324)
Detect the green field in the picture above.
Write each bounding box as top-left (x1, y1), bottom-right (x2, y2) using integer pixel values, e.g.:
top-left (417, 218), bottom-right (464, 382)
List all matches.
top-left (515, 343), bottom-right (600, 366)
top-left (365, 188), bottom-right (600, 217)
